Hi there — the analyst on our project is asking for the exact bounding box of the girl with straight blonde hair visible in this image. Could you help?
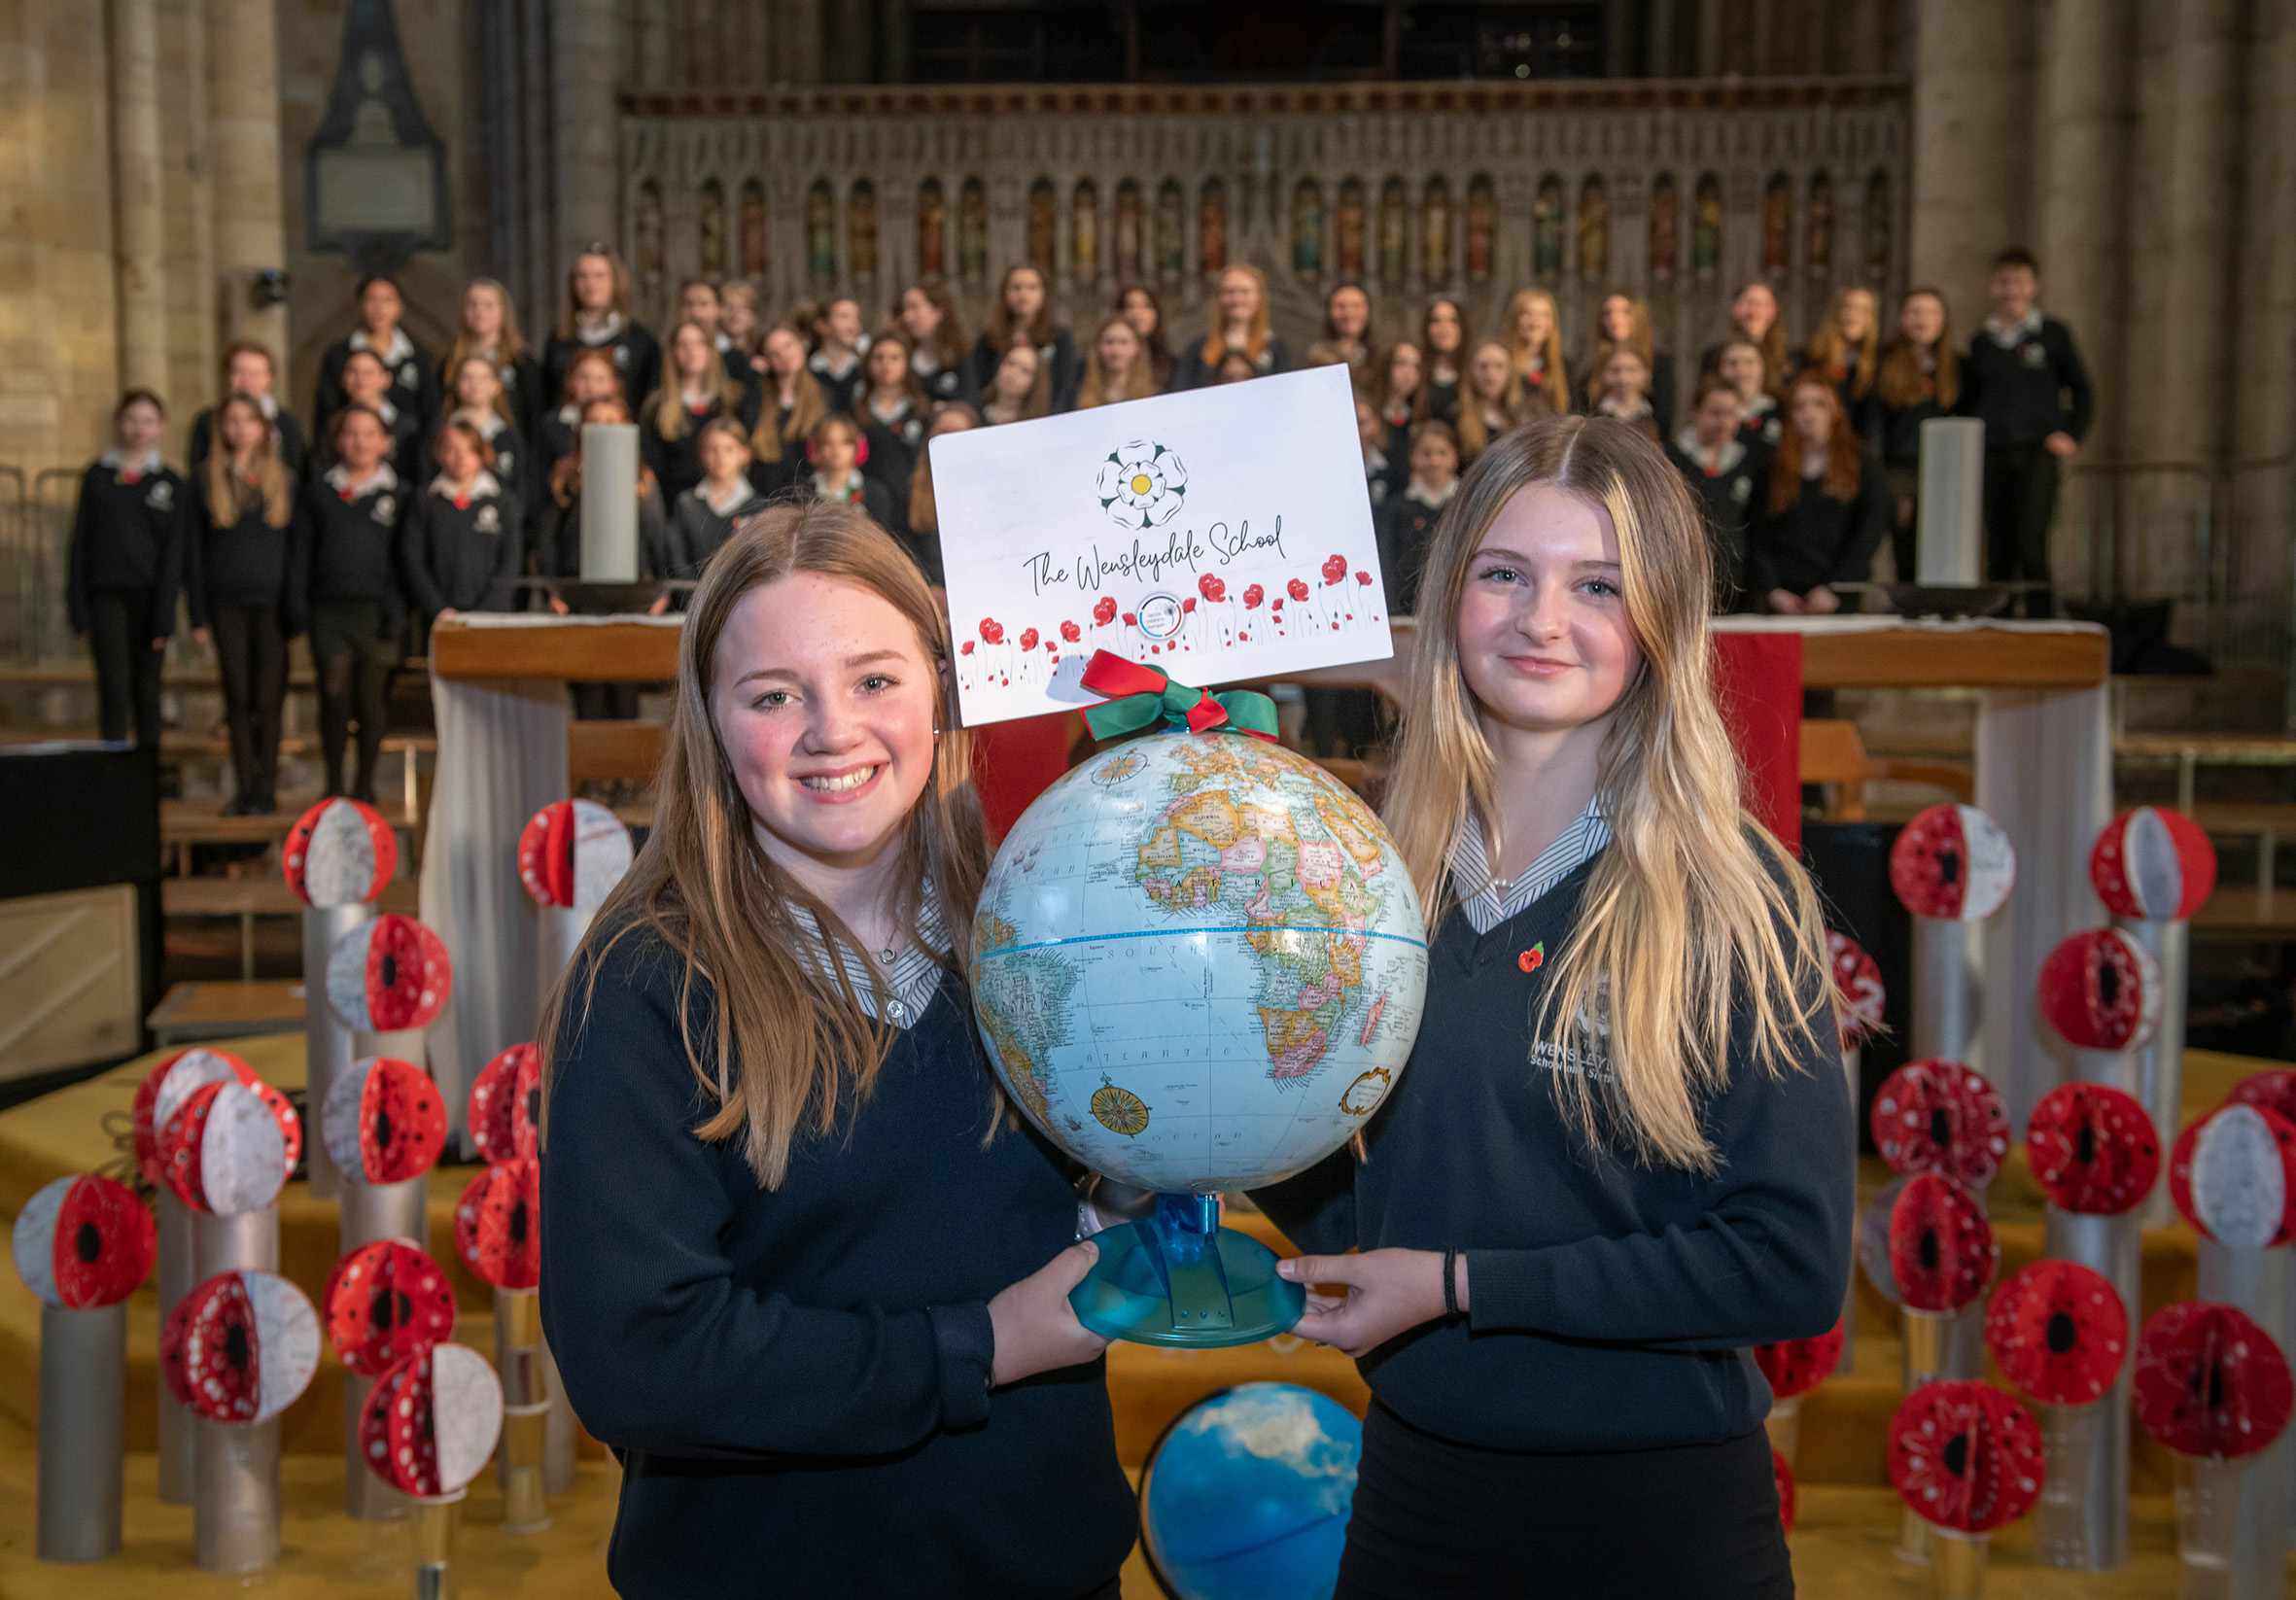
[748,322,828,495]
[1073,313,1157,409]
[1254,414,1850,1599]
[1452,339,1533,463]
[440,277,541,442]
[538,503,1132,1598]
[189,392,296,813]
[1501,287,1571,416]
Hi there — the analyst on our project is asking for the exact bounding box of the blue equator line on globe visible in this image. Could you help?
[977,924,1430,960]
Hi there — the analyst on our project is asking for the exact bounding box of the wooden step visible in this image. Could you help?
[147,979,308,1045]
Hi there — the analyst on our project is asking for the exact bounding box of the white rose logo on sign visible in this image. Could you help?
[1095,439,1188,531]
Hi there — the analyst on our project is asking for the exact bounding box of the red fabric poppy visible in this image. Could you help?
[326,913,453,1033]
[160,1269,319,1425]
[2035,928,2161,1051]
[469,1042,542,1165]
[2133,1302,2294,1461]
[321,1056,447,1185]
[324,1239,457,1376]
[132,1047,261,1189]
[1772,1446,1796,1535]
[1827,929,1884,1049]
[158,1077,300,1216]
[1755,1319,1844,1401]
[2230,1068,2296,1126]
[2168,1103,2296,1248]
[2088,807,2216,922]
[1983,1260,2128,1407]
[455,1158,540,1290]
[359,1343,504,1499]
[1887,1172,1998,1313]
[2025,1082,2159,1214]
[281,795,398,907]
[1889,1379,2044,1533]
[517,797,634,910]
[1888,804,2015,922]
[9,1173,155,1309]
[1870,1060,2010,1188]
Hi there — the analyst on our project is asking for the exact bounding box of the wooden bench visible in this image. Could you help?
[160,875,419,979]
[2189,801,2296,892]
[147,979,309,1045]
[2192,886,2296,941]
[2116,732,2296,812]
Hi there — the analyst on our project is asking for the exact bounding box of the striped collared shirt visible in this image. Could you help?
[783,885,952,1031]
[1449,799,1612,935]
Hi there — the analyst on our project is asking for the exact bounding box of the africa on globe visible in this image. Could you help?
[971,727,1427,1344]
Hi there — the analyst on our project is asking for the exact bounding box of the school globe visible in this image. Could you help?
[971,730,1428,1197]
[1140,1383,1363,1600]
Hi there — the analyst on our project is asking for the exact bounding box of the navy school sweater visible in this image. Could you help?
[186,470,297,627]
[542,321,664,431]
[67,458,187,636]
[538,921,1135,1598]
[294,468,406,640]
[1746,457,1891,601]
[401,474,523,619]
[668,482,769,581]
[1962,315,2094,449]
[1250,847,1854,1453]
[190,402,309,476]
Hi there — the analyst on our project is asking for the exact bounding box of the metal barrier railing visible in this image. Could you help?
[26,468,83,666]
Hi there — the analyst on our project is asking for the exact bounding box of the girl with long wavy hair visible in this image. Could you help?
[439,277,541,444]
[542,244,662,427]
[1419,296,1470,423]
[1114,283,1177,391]
[1802,286,1882,435]
[641,319,758,505]
[1452,339,1533,464]
[1253,414,1850,1599]
[1579,292,1675,433]
[895,282,972,403]
[537,504,1132,1598]
[188,392,296,813]
[962,264,1080,411]
[1699,280,1792,399]
[1873,288,1961,579]
[748,323,829,497]
[1502,288,1571,416]
[1073,313,1157,409]
[1172,263,1291,390]
[1749,375,1890,615]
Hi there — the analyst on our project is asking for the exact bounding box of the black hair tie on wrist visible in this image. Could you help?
[1442,1245,1459,1318]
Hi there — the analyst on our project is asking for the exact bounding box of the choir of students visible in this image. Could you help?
[69,243,2094,798]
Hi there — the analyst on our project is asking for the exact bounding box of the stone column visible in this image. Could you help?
[2121,0,2241,611]
[1907,0,2032,313]
[171,0,218,423]
[551,0,620,274]
[206,0,289,360]
[2228,0,2296,679]
[110,0,169,397]
[2030,0,2134,601]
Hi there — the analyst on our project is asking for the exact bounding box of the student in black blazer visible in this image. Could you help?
[68,389,186,747]
[313,274,437,444]
[187,394,298,812]
[541,246,662,432]
[1747,377,1890,617]
[855,333,932,538]
[438,277,544,456]
[1168,264,1291,391]
[296,405,407,802]
[962,265,1080,412]
[640,320,760,508]
[190,341,308,473]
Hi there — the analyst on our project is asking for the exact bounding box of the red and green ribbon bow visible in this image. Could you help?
[1079,649,1279,742]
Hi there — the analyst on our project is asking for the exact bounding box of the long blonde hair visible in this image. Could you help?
[1199,264,1273,366]
[1453,340,1533,462]
[1502,289,1571,416]
[1804,288,1880,400]
[538,504,991,1188]
[648,320,748,443]
[203,394,292,528]
[443,277,529,382]
[750,324,827,466]
[1075,314,1156,409]
[1380,416,1835,1173]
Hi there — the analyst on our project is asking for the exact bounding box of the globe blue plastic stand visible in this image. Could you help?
[1070,1193,1305,1347]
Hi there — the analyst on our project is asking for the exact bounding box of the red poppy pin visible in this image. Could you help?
[1518,943,1545,975]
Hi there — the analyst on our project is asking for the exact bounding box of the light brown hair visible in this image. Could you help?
[538,504,991,1187]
